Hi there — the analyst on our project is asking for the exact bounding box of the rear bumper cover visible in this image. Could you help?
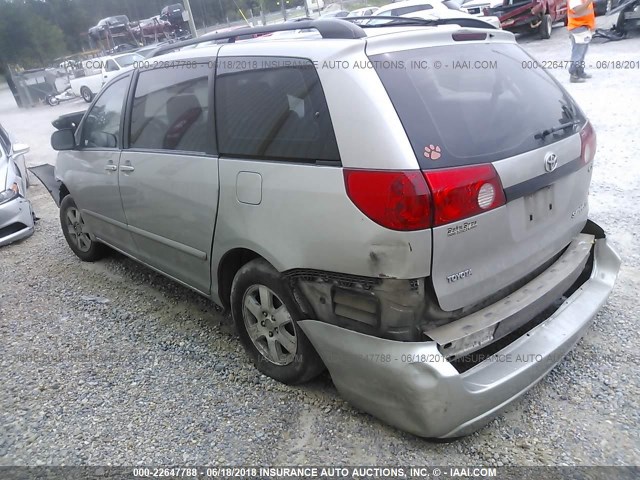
[299,232,620,438]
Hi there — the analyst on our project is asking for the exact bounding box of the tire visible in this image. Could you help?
[47,95,59,106]
[616,9,628,33]
[540,13,553,39]
[231,258,325,385]
[80,86,93,103]
[59,195,107,262]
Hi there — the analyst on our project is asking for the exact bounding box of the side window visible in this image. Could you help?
[81,76,129,149]
[215,57,340,162]
[105,60,119,72]
[129,64,210,153]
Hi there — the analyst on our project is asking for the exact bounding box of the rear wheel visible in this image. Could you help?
[231,258,324,384]
[46,95,59,106]
[80,86,93,103]
[540,13,553,39]
[60,195,106,262]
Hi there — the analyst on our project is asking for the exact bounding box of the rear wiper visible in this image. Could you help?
[534,119,581,140]
[342,16,499,29]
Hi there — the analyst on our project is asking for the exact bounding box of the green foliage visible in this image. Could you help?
[0,1,68,68]
[0,0,317,67]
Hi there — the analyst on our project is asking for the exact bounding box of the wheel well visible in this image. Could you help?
[59,183,70,205]
[217,248,261,309]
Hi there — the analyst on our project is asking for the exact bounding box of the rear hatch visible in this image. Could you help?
[370,36,595,311]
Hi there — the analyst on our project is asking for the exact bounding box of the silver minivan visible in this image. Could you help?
[49,19,620,438]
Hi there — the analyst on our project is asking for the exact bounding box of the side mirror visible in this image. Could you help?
[51,129,76,151]
[12,143,30,156]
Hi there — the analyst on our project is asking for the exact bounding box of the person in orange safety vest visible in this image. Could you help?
[567,0,596,82]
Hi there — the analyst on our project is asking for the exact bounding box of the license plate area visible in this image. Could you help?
[524,185,555,227]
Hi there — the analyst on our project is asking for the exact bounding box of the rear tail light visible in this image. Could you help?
[452,33,488,41]
[580,121,596,164]
[423,164,505,226]
[344,164,505,231]
[343,170,432,231]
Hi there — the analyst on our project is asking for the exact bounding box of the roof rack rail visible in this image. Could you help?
[343,15,498,30]
[150,19,366,57]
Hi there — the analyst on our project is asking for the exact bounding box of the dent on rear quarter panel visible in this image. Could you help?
[211,159,432,281]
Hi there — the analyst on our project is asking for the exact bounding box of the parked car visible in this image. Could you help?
[486,0,568,38]
[135,42,172,58]
[370,0,452,21]
[320,9,351,17]
[594,0,620,15]
[88,16,131,41]
[0,124,34,247]
[370,0,501,27]
[132,15,172,41]
[347,6,381,16]
[69,52,144,103]
[462,0,503,17]
[161,3,185,25]
[48,18,619,438]
[609,0,640,32]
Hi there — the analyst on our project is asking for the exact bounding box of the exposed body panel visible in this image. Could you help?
[210,159,432,304]
[300,235,620,438]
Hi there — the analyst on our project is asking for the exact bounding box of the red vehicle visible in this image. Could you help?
[131,16,172,44]
[486,0,568,38]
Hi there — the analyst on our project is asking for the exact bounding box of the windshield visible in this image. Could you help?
[372,42,585,169]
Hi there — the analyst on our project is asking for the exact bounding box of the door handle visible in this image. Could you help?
[120,165,135,172]
[104,164,117,171]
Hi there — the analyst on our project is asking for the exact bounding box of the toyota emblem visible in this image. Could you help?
[544,152,558,173]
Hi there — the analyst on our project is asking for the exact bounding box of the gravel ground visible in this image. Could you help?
[1,17,639,467]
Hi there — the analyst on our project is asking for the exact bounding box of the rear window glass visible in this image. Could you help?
[215,57,340,162]
[371,43,585,169]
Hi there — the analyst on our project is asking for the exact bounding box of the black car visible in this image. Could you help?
[594,0,619,15]
[161,4,184,25]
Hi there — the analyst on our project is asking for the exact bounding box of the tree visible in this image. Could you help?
[26,16,68,66]
[0,3,67,68]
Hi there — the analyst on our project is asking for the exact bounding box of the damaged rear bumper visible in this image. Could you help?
[299,234,620,438]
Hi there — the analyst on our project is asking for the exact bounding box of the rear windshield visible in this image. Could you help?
[371,43,585,169]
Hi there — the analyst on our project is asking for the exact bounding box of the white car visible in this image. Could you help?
[372,0,451,20]
[0,124,34,247]
[371,0,500,28]
[402,4,502,28]
[462,0,503,17]
[348,7,380,16]
[70,53,143,103]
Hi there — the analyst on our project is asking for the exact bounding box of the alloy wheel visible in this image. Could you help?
[242,285,298,366]
[65,207,92,252]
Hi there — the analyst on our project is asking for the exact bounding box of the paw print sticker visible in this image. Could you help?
[424,145,442,160]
